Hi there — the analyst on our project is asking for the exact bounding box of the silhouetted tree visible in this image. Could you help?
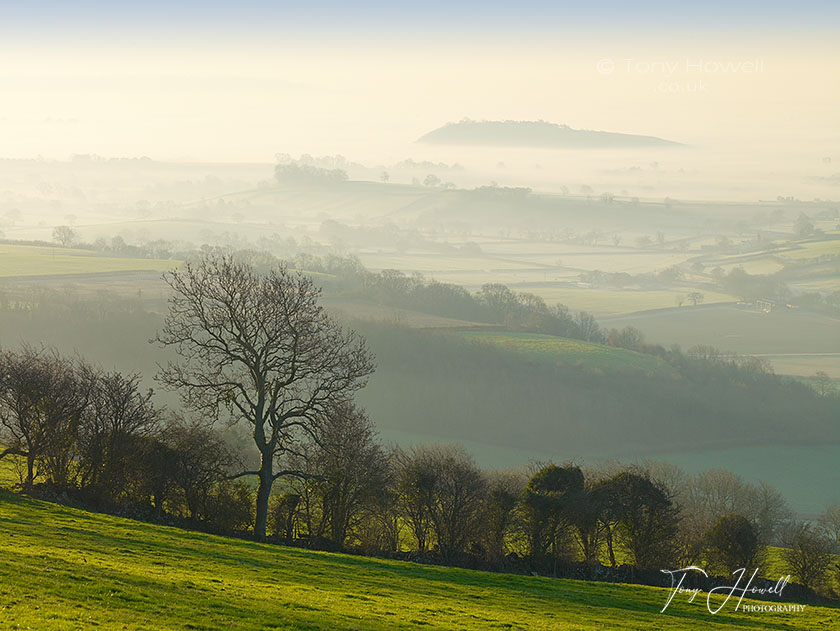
[77,371,160,502]
[396,446,438,552]
[424,445,487,563]
[483,471,524,563]
[817,504,840,553]
[521,464,583,568]
[288,402,389,547]
[704,513,761,575]
[608,471,679,569]
[155,251,374,539]
[0,347,91,487]
[166,419,235,521]
[782,523,833,593]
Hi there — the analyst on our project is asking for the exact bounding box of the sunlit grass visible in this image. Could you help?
[1,484,837,630]
[456,330,674,376]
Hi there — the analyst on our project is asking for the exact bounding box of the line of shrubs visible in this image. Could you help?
[1,344,838,602]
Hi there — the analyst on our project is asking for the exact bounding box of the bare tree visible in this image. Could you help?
[817,504,840,553]
[575,311,603,343]
[0,346,90,487]
[424,445,487,563]
[483,471,525,563]
[782,523,833,593]
[812,371,832,397]
[77,370,160,500]
[52,225,78,247]
[286,402,389,547]
[165,418,235,520]
[682,471,791,547]
[155,251,374,538]
[396,446,437,552]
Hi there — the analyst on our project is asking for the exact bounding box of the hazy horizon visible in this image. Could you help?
[3,3,838,171]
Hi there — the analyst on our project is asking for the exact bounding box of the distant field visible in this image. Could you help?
[456,330,674,376]
[0,244,177,278]
[778,238,840,261]
[788,277,840,293]
[521,287,736,316]
[752,354,840,380]
[603,305,840,377]
[603,305,840,355]
[322,297,489,329]
[714,255,786,275]
[357,251,537,273]
[2,485,837,631]
[357,242,739,316]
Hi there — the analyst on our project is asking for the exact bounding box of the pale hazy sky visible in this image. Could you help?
[1,1,838,163]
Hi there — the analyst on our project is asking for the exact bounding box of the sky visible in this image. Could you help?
[1,1,838,163]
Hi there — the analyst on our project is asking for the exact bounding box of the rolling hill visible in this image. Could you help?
[417,120,681,148]
[0,486,835,630]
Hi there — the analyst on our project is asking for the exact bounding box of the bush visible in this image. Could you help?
[783,522,834,593]
[704,513,762,575]
[205,481,254,533]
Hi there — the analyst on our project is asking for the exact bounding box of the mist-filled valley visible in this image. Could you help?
[2,5,840,627]
[2,147,838,515]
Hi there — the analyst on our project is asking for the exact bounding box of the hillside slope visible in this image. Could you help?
[417,120,681,148]
[0,489,835,630]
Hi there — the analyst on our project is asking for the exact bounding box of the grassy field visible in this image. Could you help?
[1,487,837,631]
[603,305,840,356]
[322,297,490,329]
[357,252,538,273]
[0,243,177,278]
[456,330,674,376]
[777,239,840,261]
[713,255,786,275]
[356,241,737,317]
[788,277,840,293]
[526,287,737,316]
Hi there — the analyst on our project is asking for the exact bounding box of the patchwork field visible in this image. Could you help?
[357,241,739,317]
[0,243,177,278]
[777,238,840,261]
[602,305,840,376]
[524,287,736,316]
[322,297,490,329]
[1,486,836,631]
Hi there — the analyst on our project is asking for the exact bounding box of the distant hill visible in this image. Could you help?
[417,119,681,148]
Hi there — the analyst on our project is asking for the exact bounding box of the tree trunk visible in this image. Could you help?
[606,527,616,567]
[25,453,35,489]
[255,458,273,540]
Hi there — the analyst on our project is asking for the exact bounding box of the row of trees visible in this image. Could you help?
[2,250,837,598]
[0,346,251,530]
[278,421,840,594]
[280,254,609,344]
[2,350,837,593]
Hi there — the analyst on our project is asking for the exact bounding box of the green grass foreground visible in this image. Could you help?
[0,490,836,630]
